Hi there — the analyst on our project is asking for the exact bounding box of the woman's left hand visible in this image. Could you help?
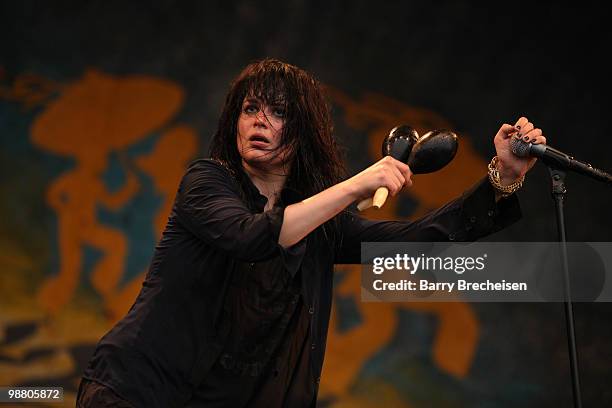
[493,116,547,185]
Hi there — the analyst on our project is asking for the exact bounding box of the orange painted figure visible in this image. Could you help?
[31,70,184,317]
[105,124,198,322]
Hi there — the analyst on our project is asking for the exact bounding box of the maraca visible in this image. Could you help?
[357,125,459,211]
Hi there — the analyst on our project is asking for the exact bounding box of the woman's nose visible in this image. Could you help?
[254,110,268,126]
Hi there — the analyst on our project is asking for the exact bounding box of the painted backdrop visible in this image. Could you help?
[1,2,611,407]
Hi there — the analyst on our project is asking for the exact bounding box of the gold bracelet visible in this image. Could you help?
[487,156,524,198]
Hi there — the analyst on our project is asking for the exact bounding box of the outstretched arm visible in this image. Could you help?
[280,115,546,248]
[279,155,412,247]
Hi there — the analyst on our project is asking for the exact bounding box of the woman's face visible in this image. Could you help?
[236,96,290,170]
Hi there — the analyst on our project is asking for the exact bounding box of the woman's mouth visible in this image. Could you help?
[248,134,271,148]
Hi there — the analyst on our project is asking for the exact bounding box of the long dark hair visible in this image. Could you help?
[209,58,347,243]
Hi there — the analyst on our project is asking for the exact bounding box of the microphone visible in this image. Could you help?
[357,125,458,211]
[510,137,612,185]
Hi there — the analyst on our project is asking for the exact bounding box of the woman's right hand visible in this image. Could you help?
[346,156,413,202]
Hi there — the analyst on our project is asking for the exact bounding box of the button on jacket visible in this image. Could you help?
[83,158,521,407]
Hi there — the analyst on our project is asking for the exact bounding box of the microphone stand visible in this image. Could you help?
[548,166,582,408]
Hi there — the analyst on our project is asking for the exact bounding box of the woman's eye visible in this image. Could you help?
[244,104,258,114]
[272,108,285,118]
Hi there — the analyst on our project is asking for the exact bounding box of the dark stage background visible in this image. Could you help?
[1,2,611,407]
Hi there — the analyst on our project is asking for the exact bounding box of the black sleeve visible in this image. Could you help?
[173,159,306,272]
[334,177,522,264]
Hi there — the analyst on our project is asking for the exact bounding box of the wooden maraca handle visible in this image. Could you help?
[357,124,419,211]
[356,187,389,211]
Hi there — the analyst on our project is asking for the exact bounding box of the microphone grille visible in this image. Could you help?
[510,136,531,158]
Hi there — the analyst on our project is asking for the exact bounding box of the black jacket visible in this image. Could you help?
[82,158,521,407]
